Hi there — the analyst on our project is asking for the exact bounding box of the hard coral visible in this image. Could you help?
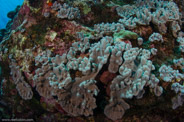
[2,0,184,121]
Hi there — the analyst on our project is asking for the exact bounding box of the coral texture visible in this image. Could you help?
[0,0,184,121]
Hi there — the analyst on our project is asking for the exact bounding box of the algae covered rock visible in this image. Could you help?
[113,29,139,41]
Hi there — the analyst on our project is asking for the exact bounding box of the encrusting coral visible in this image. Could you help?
[9,59,33,100]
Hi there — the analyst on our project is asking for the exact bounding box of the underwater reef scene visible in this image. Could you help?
[0,0,184,121]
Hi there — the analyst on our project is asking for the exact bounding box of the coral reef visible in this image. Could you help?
[0,0,184,121]
[52,2,80,20]
[9,59,33,100]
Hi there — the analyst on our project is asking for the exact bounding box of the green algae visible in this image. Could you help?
[83,4,91,15]
[113,30,139,41]
[73,1,91,15]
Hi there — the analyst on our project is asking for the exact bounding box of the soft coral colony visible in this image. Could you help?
[0,0,184,121]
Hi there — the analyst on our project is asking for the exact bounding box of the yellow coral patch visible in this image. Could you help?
[24,0,41,13]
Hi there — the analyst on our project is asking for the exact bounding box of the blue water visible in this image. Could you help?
[0,0,24,29]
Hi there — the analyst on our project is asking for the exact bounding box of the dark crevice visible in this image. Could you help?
[32,87,41,101]
[93,81,108,116]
